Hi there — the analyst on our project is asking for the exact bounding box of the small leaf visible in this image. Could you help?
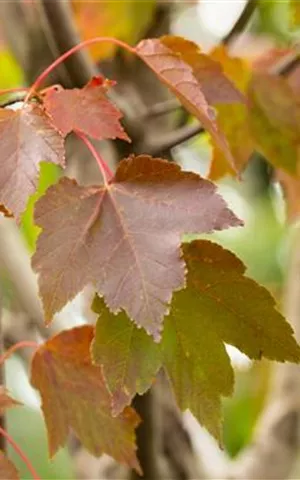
[0,387,21,415]
[0,104,65,220]
[0,451,19,480]
[30,326,140,472]
[43,76,130,141]
[248,73,300,174]
[135,36,242,171]
[92,240,300,440]
[32,155,241,340]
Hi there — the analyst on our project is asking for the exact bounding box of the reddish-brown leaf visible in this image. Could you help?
[30,326,140,472]
[43,76,130,141]
[0,452,19,480]
[0,387,21,415]
[0,104,65,220]
[135,36,244,171]
[32,155,241,340]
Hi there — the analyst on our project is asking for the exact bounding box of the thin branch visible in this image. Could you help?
[143,99,181,120]
[223,0,257,45]
[144,123,203,157]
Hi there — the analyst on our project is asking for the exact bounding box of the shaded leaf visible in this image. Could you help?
[208,46,254,180]
[0,387,21,415]
[32,155,241,340]
[92,240,300,439]
[43,76,130,141]
[30,326,140,472]
[135,36,242,171]
[0,451,19,480]
[248,73,300,173]
[0,104,65,220]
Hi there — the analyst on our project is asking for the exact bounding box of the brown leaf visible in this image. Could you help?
[135,36,242,171]
[0,104,65,220]
[0,387,21,415]
[32,155,241,340]
[30,326,140,472]
[43,76,130,141]
[0,452,19,480]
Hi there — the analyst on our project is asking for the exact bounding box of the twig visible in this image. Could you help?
[143,99,181,120]
[144,123,203,157]
[223,0,257,45]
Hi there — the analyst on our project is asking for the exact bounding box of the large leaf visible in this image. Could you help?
[208,46,254,180]
[0,452,19,480]
[43,76,130,141]
[0,104,65,220]
[30,326,140,472]
[248,73,300,174]
[135,36,243,171]
[32,155,241,340]
[92,240,300,439]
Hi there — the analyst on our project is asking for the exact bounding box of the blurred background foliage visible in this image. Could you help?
[1,0,300,477]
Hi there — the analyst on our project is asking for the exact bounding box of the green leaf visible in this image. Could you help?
[92,240,300,441]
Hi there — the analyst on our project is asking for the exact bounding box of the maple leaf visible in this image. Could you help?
[0,103,65,220]
[92,240,300,439]
[30,326,140,472]
[43,76,130,141]
[248,73,300,174]
[0,451,19,480]
[207,46,254,180]
[32,155,241,340]
[0,387,21,414]
[135,36,243,171]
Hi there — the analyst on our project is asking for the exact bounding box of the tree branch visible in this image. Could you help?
[223,0,257,45]
[37,0,96,88]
